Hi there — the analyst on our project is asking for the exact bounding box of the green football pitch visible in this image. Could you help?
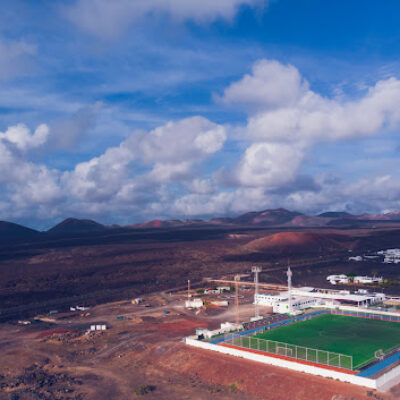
[254,314,400,369]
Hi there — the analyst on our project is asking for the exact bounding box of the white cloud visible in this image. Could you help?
[64,0,263,38]
[232,142,304,187]
[219,59,309,112]
[221,59,400,144]
[63,116,226,202]
[130,116,226,165]
[0,124,62,215]
[0,123,49,152]
[215,59,400,204]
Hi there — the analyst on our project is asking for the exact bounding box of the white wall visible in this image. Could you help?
[376,363,400,391]
[185,337,377,389]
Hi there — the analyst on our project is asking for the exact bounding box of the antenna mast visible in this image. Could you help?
[252,266,262,319]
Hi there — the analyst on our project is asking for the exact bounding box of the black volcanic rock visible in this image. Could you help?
[47,218,106,234]
[0,221,39,239]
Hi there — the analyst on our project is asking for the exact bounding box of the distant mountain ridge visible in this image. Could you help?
[130,208,400,229]
[2,208,400,241]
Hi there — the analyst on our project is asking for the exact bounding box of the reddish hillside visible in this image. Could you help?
[130,219,185,228]
[244,232,347,254]
[288,215,329,227]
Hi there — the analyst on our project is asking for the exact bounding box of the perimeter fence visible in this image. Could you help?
[225,334,353,370]
[331,309,400,323]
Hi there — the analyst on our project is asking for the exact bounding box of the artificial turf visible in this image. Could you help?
[253,314,400,369]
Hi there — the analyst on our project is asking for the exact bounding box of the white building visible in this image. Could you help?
[327,274,350,285]
[272,297,321,314]
[185,298,204,308]
[353,275,383,284]
[90,324,107,331]
[378,248,400,264]
[256,287,386,312]
[348,256,363,262]
[195,322,243,339]
[76,306,90,311]
[291,287,385,306]
[255,290,321,315]
[254,292,289,306]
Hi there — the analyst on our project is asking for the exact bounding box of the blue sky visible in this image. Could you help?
[1,0,400,229]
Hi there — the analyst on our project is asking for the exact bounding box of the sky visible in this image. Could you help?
[1,0,400,229]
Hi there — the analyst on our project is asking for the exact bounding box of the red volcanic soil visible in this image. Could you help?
[158,319,209,335]
[244,231,347,254]
[166,346,374,400]
[36,328,74,338]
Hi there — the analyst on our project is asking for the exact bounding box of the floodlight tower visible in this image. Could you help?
[252,266,262,319]
[187,279,191,299]
[287,266,293,315]
[234,274,241,325]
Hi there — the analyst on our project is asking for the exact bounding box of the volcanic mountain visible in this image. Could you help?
[0,221,39,240]
[47,218,106,234]
[243,232,348,255]
[226,208,303,226]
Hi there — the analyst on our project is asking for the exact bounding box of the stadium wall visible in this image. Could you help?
[185,337,377,389]
[376,363,400,391]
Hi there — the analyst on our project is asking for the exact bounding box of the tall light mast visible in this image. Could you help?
[287,266,293,315]
[252,266,262,319]
[234,274,240,325]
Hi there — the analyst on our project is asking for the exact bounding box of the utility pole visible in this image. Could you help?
[252,266,262,319]
[234,274,240,325]
[187,279,191,299]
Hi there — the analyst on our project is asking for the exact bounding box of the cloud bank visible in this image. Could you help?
[2,59,400,226]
